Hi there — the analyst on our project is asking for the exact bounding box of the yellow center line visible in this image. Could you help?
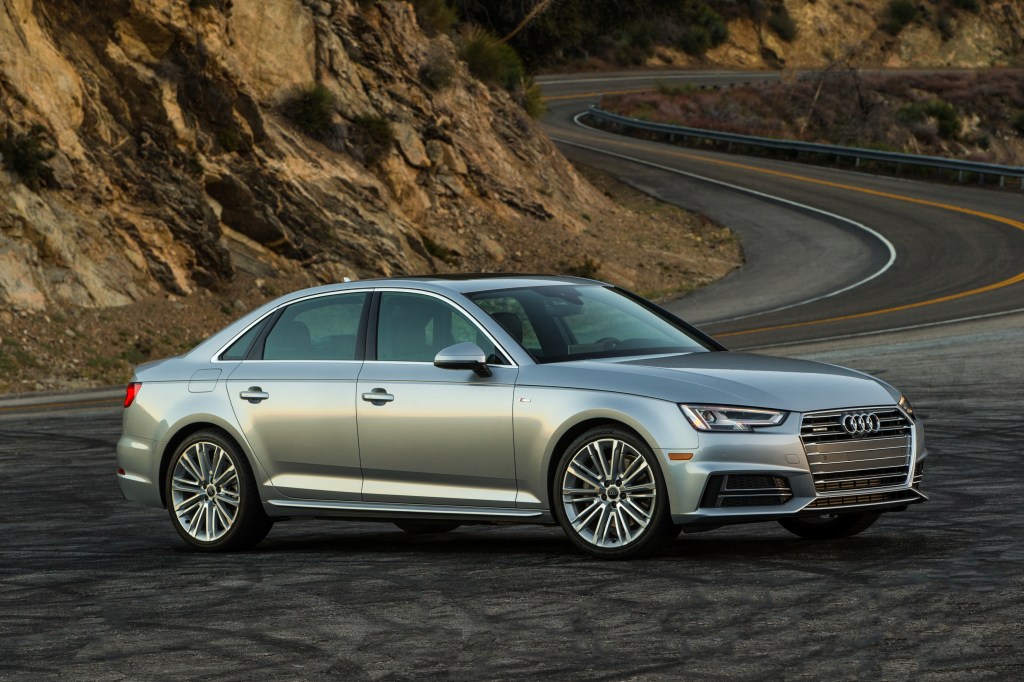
[576,131,1024,338]
[718,272,1024,337]
[544,89,651,101]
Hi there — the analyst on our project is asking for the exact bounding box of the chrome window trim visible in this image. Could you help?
[370,287,519,368]
[210,288,374,363]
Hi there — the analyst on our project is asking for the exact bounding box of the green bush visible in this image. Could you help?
[1,124,56,190]
[560,256,600,279]
[767,5,798,42]
[350,114,394,164]
[883,0,918,35]
[515,76,547,119]
[1012,111,1024,136]
[282,83,337,141]
[459,25,524,90]
[677,3,728,55]
[419,50,455,90]
[951,0,979,11]
[412,0,458,36]
[896,99,960,140]
[614,21,655,65]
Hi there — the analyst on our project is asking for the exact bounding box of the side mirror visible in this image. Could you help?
[433,342,492,377]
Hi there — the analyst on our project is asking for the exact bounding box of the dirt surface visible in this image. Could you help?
[0,161,739,395]
[2,312,1022,679]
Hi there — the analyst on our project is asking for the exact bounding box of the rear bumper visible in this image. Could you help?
[116,434,163,507]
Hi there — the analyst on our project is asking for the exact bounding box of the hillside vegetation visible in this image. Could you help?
[451,0,1023,70]
[602,69,1024,165]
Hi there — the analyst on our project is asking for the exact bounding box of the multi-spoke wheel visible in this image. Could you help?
[553,427,675,558]
[165,430,272,551]
[778,511,880,540]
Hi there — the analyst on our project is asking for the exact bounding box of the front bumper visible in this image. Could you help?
[662,409,927,527]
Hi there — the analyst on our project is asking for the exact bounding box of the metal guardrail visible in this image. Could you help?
[586,106,1024,189]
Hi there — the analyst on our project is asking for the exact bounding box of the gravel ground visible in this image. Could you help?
[1,316,1022,680]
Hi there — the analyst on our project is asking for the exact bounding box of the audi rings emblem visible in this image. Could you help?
[842,412,882,437]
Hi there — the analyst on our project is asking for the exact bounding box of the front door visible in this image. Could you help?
[356,291,518,507]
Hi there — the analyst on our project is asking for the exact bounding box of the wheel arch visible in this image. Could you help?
[544,416,654,509]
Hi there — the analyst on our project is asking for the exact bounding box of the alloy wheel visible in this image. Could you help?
[561,437,658,549]
[170,441,240,542]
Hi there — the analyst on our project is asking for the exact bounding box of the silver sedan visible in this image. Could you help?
[116,275,926,558]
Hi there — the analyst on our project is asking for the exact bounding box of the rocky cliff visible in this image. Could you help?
[0,0,619,311]
[661,0,1024,69]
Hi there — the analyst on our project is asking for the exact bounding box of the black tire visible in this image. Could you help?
[778,511,881,540]
[165,429,273,551]
[551,426,675,559]
[393,520,461,535]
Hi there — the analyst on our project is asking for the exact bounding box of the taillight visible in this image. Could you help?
[124,382,142,408]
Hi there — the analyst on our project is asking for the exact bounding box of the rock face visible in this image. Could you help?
[676,0,1024,70]
[0,0,606,310]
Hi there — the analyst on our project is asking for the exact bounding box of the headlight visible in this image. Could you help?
[898,395,915,419]
[680,405,788,432]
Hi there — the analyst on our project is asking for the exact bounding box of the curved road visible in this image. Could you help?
[538,70,1024,349]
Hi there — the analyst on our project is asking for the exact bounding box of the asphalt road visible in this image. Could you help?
[3,70,1024,679]
[2,312,1022,680]
[538,70,1024,349]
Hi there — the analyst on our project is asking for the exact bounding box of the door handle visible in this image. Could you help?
[362,388,395,405]
[240,387,270,404]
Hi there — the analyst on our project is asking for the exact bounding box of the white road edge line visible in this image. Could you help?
[553,115,898,325]
[740,306,1024,351]
[538,72,775,86]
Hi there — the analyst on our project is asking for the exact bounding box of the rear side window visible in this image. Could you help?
[262,293,368,361]
[220,319,267,361]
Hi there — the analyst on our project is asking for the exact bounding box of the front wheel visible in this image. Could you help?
[165,429,273,551]
[778,511,881,540]
[552,427,675,559]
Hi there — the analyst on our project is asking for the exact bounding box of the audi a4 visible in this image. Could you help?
[116,275,927,558]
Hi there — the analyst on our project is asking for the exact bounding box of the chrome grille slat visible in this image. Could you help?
[801,407,914,509]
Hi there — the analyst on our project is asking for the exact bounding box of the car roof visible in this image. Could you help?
[382,273,605,294]
[285,274,607,299]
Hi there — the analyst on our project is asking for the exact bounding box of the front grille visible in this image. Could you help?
[700,474,793,508]
[801,407,913,508]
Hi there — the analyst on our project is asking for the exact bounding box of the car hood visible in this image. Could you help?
[516,351,899,413]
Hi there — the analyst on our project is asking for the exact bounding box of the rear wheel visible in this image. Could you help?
[552,426,675,559]
[165,430,272,551]
[778,511,880,540]
[394,521,460,535]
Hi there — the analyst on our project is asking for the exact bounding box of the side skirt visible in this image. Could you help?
[266,498,554,524]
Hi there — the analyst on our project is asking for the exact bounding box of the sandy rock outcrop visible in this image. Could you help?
[0,0,606,310]
[702,0,1023,70]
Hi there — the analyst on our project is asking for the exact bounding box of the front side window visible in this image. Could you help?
[468,285,711,363]
[376,292,503,363]
[262,292,367,361]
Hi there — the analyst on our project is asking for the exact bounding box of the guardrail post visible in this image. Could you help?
[999,176,1005,189]
[958,170,964,183]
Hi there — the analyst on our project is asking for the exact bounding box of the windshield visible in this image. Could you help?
[468,285,715,363]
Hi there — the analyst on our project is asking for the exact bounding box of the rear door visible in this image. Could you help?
[226,291,369,500]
